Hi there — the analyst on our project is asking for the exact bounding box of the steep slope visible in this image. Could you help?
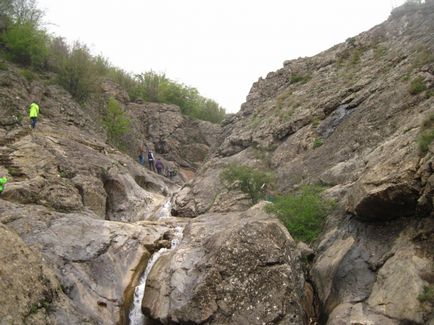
[171,2,434,324]
[0,61,219,324]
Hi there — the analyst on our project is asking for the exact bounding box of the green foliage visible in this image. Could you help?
[418,285,434,304]
[134,71,225,123]
[374,45,387,59]
[220,164,274,204]
[0,1,226,123]
[411,46,434,70]
[103,97,130,147]
[313,138,324,148]
[1,20,48,67]
[346,37,356,47]
[290,73,311,84]
[20,68,33,81]
[409,76,427,95]
[311,117,320,128]
[2,0,44,25]
[266,185,335,243]
[350,48,363,65]
[417,113,434,153]
[55,42,98,103]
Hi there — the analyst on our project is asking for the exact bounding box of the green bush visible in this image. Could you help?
[417,113,434,153]
[418,285,434,304]
[411,46,434,70]
[134,71,225,123]
[409,76,427,95]
[55,42,98,103]
[221,164,274,204]
[20,68,34,81]
[374,46,387,59]
[290,73,310,84]
[313,138,324,148]
[103,97,130,147]
[266,185,335,243]
[1,20,48,67]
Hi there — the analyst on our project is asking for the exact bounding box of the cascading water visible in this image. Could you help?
[155,199,172,220]
[129,198,183,325]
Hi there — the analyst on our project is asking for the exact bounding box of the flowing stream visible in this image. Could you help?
[128,200,183,325]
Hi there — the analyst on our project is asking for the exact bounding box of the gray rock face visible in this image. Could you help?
[0,199,172,325]
[0,65,183,324]
[311,214,434,324]
[170,3,434,324]
[126,102,221,170]
[142,203,310,325]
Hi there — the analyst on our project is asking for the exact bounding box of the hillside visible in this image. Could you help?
[170,2,434,324]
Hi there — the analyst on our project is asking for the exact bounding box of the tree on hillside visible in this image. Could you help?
[3,0,43,25]
[56,42,98,103]
[103,97,130,147]
[0,0,48,67]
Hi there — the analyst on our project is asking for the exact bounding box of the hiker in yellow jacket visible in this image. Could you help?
[28,102,40,128]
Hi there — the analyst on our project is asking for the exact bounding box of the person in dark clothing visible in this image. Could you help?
[138,144,145,165]
[147,149,155,171]
[155,158,164,175]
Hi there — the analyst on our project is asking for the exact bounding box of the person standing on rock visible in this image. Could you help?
[0,176,7,195]
[138,143,145,166]
[155,158,164,175]
[28,102,40,129]
[147,149,155,172]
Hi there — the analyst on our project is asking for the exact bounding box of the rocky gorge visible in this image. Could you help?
[1,1,434,325]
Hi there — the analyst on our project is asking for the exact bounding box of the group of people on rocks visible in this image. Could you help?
[138,144,177,178]
[1,101,178,196]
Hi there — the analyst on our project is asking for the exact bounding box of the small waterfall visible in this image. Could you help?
[155,199,172,219]
[129,205,183,324]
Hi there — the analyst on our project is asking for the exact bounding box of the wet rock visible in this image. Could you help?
[143,203,308,324]
[1,200,171,325]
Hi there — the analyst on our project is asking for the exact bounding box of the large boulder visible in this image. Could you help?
[1,199,172,325]
[312,216,434,324]
[142,203,310,324]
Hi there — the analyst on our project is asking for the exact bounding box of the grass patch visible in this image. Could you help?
[20,68,34,82]
[290,73,311,84]
[266,185,335,243]
[279,108,295,122]
[417,113,434,153]
[374,45,388,59]
[313,138,324,148]
[220,164,274,204]
[412,46,434,70]
[311,117,321,128]
[418,285,434,304]
[248,116,261,129]
[409,76,427,95]
[350,48,363,65]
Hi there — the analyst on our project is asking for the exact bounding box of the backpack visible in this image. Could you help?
[148,151,154,160]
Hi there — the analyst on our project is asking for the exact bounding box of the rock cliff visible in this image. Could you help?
[0,60,219,324]
[171,2,434,324]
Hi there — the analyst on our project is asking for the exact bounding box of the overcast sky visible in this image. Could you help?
[37,0,406,113]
